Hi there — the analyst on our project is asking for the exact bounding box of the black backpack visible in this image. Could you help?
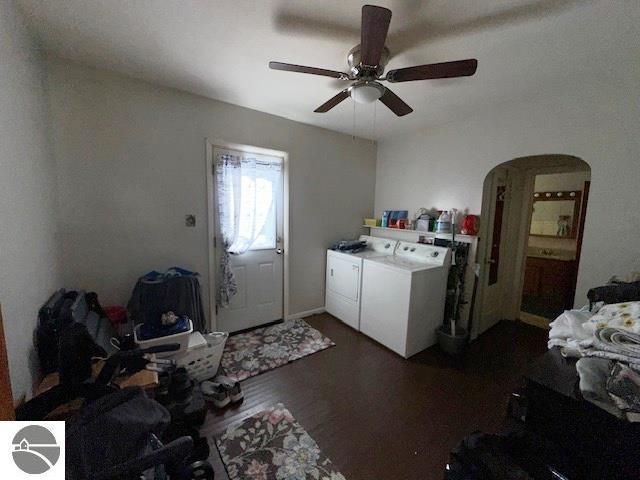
[587,280,640,309]
[65,387,171,480]
[36,290,76,374]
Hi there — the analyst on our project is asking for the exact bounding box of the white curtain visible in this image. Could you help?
[215,150,281,307]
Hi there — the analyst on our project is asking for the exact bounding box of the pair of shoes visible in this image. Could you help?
[200,375,243,408]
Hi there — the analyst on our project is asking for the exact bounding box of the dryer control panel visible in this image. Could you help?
[395,241,451,266]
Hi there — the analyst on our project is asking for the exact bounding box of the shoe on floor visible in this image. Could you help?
[200,381,230,408]
[214,375,244,403]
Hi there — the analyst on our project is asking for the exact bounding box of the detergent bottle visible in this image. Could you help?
[435,210,452,234]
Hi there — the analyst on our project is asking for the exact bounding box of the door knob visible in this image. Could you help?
[276,248,284,255]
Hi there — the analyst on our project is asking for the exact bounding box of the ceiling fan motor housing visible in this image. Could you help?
[347,44,390,78]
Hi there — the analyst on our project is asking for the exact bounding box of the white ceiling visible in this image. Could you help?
[17,0,640,140]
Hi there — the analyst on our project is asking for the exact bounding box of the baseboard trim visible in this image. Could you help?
[519,311,551,329]
[286,307,326,320]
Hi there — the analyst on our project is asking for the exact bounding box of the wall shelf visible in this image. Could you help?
[361,225,478,244]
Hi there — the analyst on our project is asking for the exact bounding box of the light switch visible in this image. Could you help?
[185,214,196,227]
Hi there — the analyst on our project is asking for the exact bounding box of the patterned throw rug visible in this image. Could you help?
[216,403,346,480]
[221,319,335,381]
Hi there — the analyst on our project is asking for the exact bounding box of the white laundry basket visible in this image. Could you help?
[134,319,193,358]
[176,332,228,382]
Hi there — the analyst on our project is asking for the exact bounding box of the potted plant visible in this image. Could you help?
[437,209,470,354]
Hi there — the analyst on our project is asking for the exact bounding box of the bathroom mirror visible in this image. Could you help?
[529,191,581,238]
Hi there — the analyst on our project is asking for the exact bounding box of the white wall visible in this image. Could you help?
[0,0,61,399]
[46,58,376,318]
[375,75,640,307]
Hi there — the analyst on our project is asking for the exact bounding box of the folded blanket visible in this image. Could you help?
[584,301,640,334]
[595,328,640,357]
[579,328,640,369]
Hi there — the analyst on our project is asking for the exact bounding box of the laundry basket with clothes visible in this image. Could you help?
[128,267,206,333]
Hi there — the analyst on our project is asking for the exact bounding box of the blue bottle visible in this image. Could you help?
[381,211,389,227]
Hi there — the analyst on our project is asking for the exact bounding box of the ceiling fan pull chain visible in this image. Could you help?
[352,98,356,140]
[372,101,377,143]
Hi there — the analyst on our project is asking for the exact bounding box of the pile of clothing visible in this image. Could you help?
[549,302,640,364]
[549,300,640,421]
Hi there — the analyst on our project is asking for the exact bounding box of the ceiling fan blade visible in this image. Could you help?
[360,5,392,67]
[379,88,413,116]
[314,90,350,113]
[269,61,347,79]
[386,59,478,83]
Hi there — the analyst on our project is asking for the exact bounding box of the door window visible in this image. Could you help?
[216,150,282,253]
[242,162,280,250]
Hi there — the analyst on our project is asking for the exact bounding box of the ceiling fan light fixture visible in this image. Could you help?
[349,81,385,104]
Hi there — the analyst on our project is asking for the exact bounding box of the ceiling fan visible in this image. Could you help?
[269,4,477,117]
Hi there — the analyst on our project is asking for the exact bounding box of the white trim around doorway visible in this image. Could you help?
[474,160,591,337]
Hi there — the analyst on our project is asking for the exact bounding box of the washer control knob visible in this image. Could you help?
[410,248,416,252]
[384,243,390,248]
[431,251,439,257]
[403,246,409,251]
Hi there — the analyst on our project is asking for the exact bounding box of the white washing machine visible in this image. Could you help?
[360,241,451,358]
[325,235,398,330]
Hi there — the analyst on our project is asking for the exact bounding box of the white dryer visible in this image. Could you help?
[360,241,451,358]
[325,235,398,330]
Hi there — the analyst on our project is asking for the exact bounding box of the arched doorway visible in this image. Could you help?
[473,155,591,338]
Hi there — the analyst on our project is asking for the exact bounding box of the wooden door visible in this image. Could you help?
[478,167,512,334]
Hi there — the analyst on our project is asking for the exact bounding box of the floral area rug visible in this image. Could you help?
[216,403,346,480]
[220,319,335,382]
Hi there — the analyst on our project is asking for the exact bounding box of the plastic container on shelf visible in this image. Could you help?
[134,318,193,358]
[381,211,389,227]
[175,332,229,382]
[435,211,452,233]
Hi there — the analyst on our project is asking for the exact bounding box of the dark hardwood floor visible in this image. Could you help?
[200,314,548,480]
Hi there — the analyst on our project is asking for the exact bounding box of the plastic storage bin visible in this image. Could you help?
[176,332,228,382]
[134,319,193,358]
